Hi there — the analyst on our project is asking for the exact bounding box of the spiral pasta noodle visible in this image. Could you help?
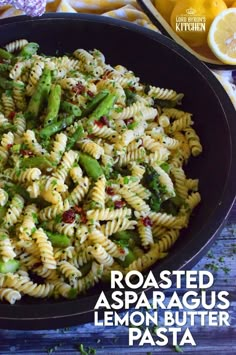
[3,194,24,229]
[26,60,45,96]
[13,113,26,138]
[5,39,28,53]
[0,288,21,304]
[50,133,67,165]
[13,81,27,111]
[1,92,15,117]
[0,188,8,206]
[91,175,106,209]
[59,261,82,288]
[23,130,46,156]
[32,228,56,269]
[0,228,16,261]
[148,85,183,101]
[52,150,79,182]
[5,167,41,184]
[89,244,114,267]
[19,204,38,241]
[5,274,54,298]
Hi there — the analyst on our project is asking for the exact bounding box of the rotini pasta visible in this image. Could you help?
[5,39,28,53]
[0,288,21,304]
[13,81,27,112]
[0,43,202,303]
[1,92,15,117]
[32,228,56,269]
[0,228,16,261]
[19,204,38,241]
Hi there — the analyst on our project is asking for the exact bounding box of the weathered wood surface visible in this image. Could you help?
[0,203,235,355]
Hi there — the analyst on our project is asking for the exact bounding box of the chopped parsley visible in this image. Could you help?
[160,162,170,173]
[204,263,219,272]
[221,267,230,274]
[174,344,184,353]
[46,343,62,354]
[142,164,167,212]
[124,88,136,106]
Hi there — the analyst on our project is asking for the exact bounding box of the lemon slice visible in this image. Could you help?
[208,8,236,64]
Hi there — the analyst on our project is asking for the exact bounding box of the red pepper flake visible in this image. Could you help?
[95,116,109,128]
[106,187,115,196]
[124,117,134,126]
[72,206,87,224]
[62,209,76,224]
[94,120,104,128]
[80,212,87,224]
[114,200,126,209]
[20,149,34,156]
[141,216,153,227]
[7,144,13,150]
[128,86,136,92]
[73,206,83,214]
[8,111,16,120]
[118,246,126,255]
[72,82,85,95]
[100,116,109,126]
[87,134,95,139]
[87,90,94,97]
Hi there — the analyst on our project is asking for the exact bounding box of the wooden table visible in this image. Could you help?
[0,203,235,355]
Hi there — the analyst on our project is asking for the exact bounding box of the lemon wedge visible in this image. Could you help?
[208,8,236,64]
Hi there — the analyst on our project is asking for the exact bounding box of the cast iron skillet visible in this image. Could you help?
[0,14,235,330]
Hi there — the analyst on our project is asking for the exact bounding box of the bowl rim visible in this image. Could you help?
[0,13,235,329]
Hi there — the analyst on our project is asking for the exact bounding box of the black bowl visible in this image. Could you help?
[0,14,235,330]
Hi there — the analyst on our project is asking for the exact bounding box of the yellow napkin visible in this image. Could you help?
[0,0,235,109]
[0,1,157,30]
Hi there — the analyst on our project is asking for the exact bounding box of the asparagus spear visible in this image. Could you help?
[80,261,92,277]
[20,156,54,169]
[60,101,81,117]
[25,68,52,121]
[0,63,10,72]
[46,230,71,248]
[3,181,30,200]
[81,90,109,117]
[87,92,117,126]
[79,153,104,181]
[0,206,7,220]
[0,123,16,134]
[0,77,14,90]
[68,288,78,299]
[66,124,84,151]
[0,48,13,60]
[112,230,140,245]
[39,114,75,138]
[44,84,62,126]
[0,259,19,273]
[19,42,39,58]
